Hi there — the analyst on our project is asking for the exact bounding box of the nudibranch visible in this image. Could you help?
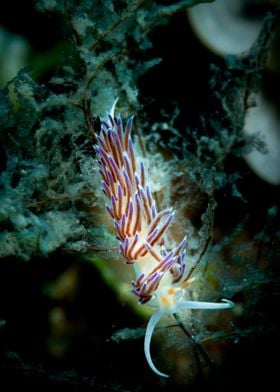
[94,100,234,377]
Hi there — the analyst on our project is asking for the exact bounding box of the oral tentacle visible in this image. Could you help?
[176,298,235,311]
[144,310,169,378]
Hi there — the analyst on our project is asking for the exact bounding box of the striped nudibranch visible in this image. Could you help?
[94,100,234,377]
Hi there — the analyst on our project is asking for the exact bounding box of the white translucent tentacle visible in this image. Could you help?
[109,97,119,118]
[144,310,169,378]
[176,298,234,311]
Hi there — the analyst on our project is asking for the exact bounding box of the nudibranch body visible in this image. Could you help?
[94,101,234,377]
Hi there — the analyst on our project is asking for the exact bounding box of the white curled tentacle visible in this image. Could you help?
[144,310,169,378]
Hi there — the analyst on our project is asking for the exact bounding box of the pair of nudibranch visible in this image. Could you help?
[94,101,234,377]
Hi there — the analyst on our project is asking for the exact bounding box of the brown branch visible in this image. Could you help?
[184,236,211,282]
[242,8,280,112]
[82,98,96,141]
[139,0,214,35]
[62,246,119,255]
[89,0,145,52]
[84,52,116,93]
[27,191,95,209]
[173,313,215,377]
[184,198,216,281]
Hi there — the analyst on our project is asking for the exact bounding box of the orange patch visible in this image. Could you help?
[181,277,195,288]
[167,287,180,295]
